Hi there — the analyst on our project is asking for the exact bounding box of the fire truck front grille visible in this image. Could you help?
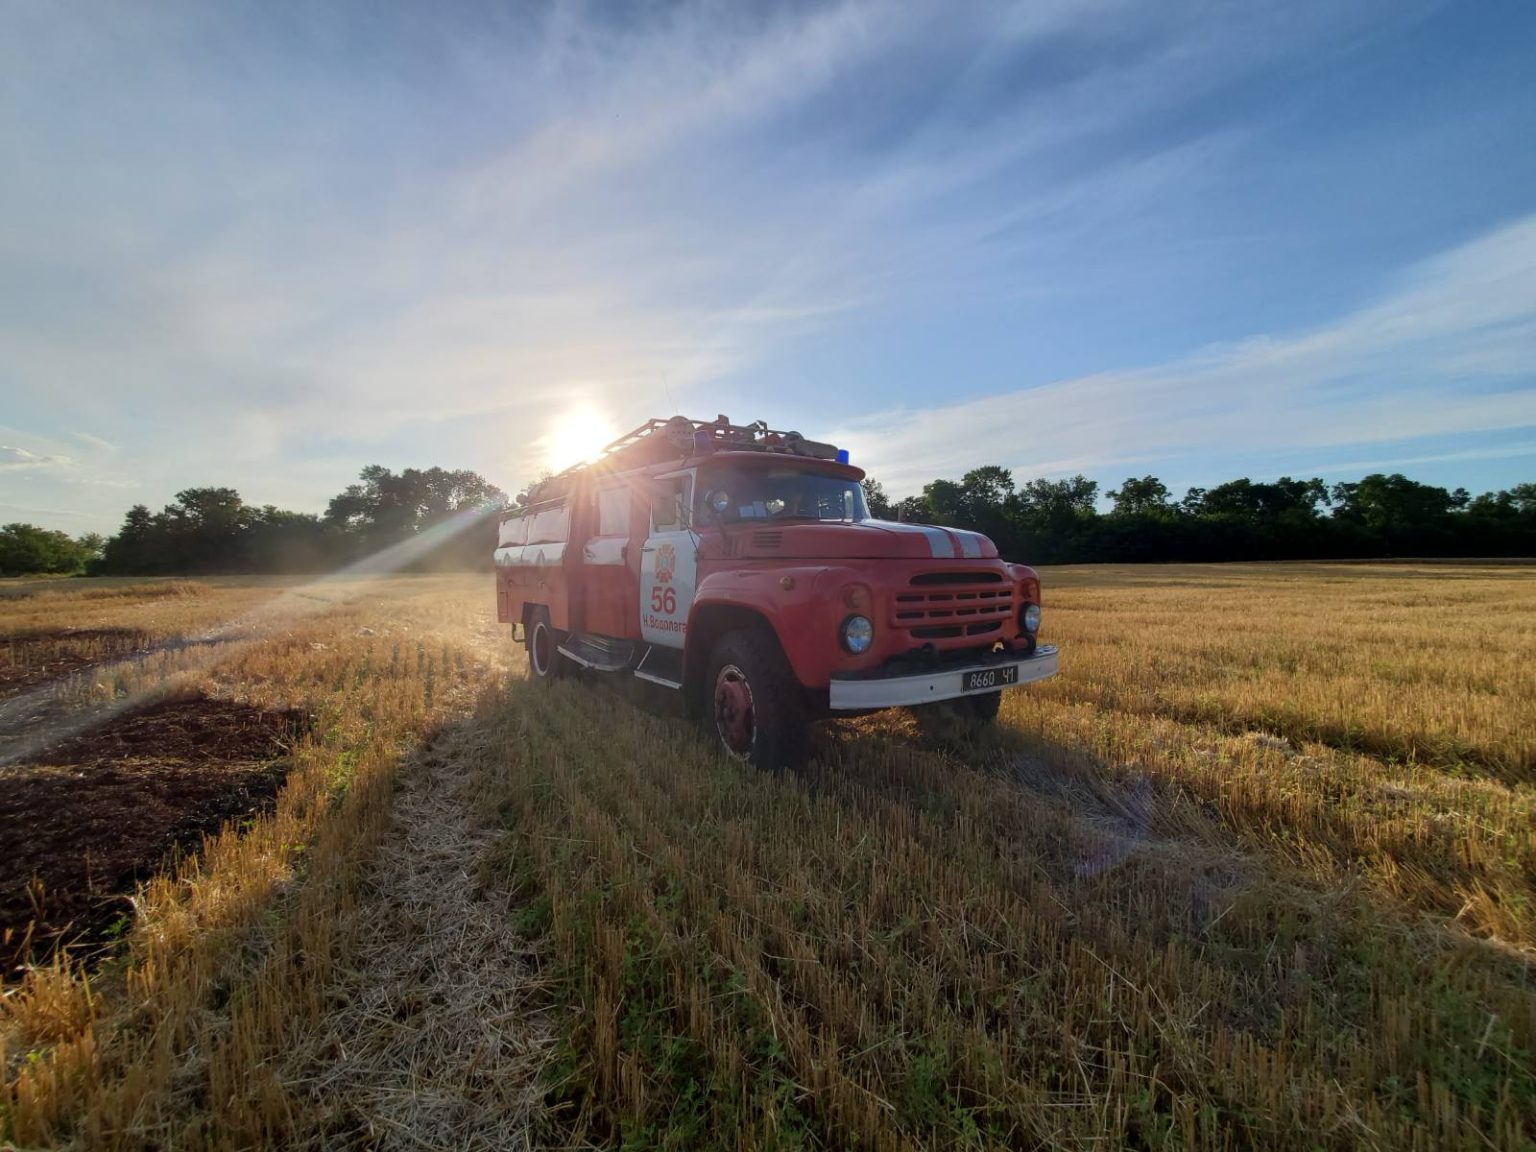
[891,572,1012,638]
[750,530,783,549]
[909,571,1004,585]
[909,621,1003,640]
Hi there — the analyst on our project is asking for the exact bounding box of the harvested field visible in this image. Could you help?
[1036,563,1536,780]
[0,629,152,697]
[0,695,305,968]
[2,564,1533,1150]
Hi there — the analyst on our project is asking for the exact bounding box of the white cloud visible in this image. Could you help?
[0,446,71,471]
[0,501,95,521]
[1286,440,1536,479]
[70,430,118,453]
[836,213,1536,494]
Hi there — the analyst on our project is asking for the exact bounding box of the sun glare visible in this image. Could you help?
[544,406,620,472]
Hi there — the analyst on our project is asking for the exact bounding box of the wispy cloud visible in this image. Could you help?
[70,430,117,453]
[1286,440,1536,479]
[0,502,95,521]
[837,213,1536,493]
[0,446,71,471]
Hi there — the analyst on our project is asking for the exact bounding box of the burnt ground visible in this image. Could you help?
[0,695,308,972]
[0,628,152,696]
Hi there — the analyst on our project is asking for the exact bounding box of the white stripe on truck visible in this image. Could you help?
[866,519,955,558]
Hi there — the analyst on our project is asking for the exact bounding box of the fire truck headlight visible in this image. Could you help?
[840,614,874,654]
[1021,603,1041,634]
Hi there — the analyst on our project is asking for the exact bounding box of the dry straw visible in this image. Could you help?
[3,563,1534,1150]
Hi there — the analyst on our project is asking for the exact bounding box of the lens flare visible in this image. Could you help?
[542,406,619,472]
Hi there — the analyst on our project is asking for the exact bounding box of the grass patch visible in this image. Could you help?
[482,670,1534,1150]
[5,563,1533,1150]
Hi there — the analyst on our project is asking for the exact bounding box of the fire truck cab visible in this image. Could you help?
[495,416,1058,768]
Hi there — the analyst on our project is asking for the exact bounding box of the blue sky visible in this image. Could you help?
[3,0,1534,534]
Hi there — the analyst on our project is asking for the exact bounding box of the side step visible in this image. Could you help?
[633,644,683,690]
[558,633,637,672]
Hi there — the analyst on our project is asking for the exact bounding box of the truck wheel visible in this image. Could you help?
[526,607,566,682]
[705,629,808,770]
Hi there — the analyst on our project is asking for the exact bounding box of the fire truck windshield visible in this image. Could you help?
[700,467,868,523]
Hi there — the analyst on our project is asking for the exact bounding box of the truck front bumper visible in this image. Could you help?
[827,645,1058,711]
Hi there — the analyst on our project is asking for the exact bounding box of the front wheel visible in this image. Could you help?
[704,629,809,770]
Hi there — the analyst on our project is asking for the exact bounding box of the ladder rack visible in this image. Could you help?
[524,415,844,505]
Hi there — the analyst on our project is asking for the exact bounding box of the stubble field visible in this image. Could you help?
[1,563,1533,1150]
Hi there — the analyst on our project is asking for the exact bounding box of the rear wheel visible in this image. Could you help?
[705,629,808,770]
[526,607,566,682]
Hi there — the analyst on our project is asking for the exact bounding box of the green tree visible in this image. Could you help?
[860,477,894,519]
[1330,474,1455,532]
[920,478,965,525]
[76,533,106,562]
[1107,476,1172,516]
[326,466,504,540]
[161,487,254,572]
[1193,477,1327,520]
[959,466,1014,512]
[325,465,506,569]
[0,523,97,575]
[1019,476,1099,523]
[99,504,160,574]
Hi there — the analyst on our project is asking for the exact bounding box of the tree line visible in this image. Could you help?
[0,466,506,578]
[2,464,1531,578]
[0,524,106,577]
[861,470,1536,563]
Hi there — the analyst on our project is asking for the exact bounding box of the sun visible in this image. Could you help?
[543,406,620,472]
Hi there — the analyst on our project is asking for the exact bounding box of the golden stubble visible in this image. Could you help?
[2,563,1533,1150]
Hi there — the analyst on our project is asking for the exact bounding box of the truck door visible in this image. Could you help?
[639,473,696,649]
[580,483,636,639]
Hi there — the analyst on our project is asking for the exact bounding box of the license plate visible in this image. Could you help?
[963,665,1017,692]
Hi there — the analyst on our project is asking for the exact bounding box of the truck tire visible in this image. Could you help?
[526,607,566,682]
[705,628,809,770]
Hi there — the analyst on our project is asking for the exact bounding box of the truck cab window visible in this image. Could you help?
[597,487,628,536]
[699,468,867,524]
[652,477,690,532]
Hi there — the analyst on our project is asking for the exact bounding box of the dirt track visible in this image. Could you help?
[280,718,552,1150]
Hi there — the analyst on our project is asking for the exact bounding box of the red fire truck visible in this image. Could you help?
[495,416,1058,767]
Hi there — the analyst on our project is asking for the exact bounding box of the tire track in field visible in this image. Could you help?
[282,717,552,1151]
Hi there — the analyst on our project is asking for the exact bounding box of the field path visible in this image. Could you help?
[282,714,552,1150]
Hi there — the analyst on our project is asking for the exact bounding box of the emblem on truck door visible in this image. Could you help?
[655,542,677,584]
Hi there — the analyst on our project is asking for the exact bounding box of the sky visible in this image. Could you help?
[3,0,1534,535]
